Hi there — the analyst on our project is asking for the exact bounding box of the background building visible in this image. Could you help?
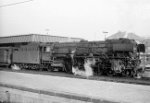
[0,34,84,46]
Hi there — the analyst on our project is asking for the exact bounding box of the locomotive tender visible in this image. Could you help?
[0,38,145,77]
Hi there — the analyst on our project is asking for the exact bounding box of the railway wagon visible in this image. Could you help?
[10,43,53,70]
[12,43,41,69]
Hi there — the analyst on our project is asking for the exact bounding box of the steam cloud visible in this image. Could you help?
[72,58,95,77]
[11,64,21,70]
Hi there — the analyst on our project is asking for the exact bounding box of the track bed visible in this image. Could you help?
[0,67,150,86]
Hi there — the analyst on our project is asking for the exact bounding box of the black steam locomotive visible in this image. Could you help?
[0,38,145,77]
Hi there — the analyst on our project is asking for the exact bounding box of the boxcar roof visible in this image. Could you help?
[0,34,83,44]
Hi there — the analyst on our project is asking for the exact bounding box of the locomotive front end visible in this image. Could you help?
[109,38,145,77]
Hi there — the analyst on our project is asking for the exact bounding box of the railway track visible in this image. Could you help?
[0,67,150,86]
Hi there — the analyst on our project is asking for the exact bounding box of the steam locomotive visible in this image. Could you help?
[0,38,145,77]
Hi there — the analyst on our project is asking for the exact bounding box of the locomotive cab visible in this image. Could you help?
[137,44,145,53]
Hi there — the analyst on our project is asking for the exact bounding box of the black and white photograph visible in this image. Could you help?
[0,0,150,103]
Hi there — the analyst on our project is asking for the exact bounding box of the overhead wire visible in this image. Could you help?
[0,0,34,8]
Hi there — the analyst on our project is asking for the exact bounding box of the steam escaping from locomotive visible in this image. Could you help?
[11,64,21,70]
[84,58,96,76]
[72,58,96,77]
[72,66,87,77]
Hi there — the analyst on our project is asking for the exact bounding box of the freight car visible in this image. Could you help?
[0,38,145,77]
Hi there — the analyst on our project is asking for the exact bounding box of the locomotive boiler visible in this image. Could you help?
[50,38,145,77]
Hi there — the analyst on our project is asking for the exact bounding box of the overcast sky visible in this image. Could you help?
[0,0,150,40]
